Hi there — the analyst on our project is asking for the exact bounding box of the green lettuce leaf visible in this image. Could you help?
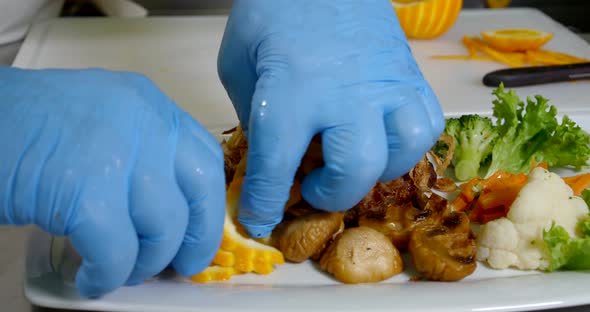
[484,84,590,177]
[581,189,590,209]
[535,116,590,169]
[543,219,590,272]
[543,223,571,272]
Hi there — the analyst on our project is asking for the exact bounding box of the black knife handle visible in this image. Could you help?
[483,62,590,87]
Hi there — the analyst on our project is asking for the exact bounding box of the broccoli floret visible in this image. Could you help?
[431,139,449,160]
[445,114,498,181]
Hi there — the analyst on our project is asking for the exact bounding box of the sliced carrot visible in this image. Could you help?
[451,163,558,224]
[468,202,504,224]
[530,158,548,170]
[452,194,472,211]
[478,171,527,193]
[563,173,590,196]
[477,185,522,211]
[478,210,508,224]
[452,177,481,211]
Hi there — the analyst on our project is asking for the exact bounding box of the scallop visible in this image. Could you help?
[319,226,403,284]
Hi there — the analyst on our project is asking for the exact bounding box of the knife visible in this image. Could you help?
[482,62,590,87]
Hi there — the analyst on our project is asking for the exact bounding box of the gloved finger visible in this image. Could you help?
[125,173,188,285]
[367,25,444,142]
[380,93,441,182]
[301,108,388,212]
[68,177,138,298]
[418,83,445,139]
[122,102,189,285]
[171,115,226,276]
[217,9,258,134]
[237,78,312,238]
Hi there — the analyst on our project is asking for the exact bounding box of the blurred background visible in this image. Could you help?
[62,0,590,42]
[62,0,590,34]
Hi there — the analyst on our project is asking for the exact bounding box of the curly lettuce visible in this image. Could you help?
[543,218,590,272]
[483,84,590,177]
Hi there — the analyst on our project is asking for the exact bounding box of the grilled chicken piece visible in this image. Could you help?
[274,212,344,263]
[319,226,403,284]
[409,211,477,281]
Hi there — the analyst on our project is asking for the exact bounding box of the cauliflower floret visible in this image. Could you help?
[477,167,589,270]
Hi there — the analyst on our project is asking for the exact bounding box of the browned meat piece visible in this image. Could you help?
[433,177,458,192]
[274,212,344,263]
[357,202,421,250]
[414,192,450,224]
[283,201,317,220]
[349,155,437,226]
[319,226,403,284]
[357,193,450,250]
[221,126,248,184]
[343,207,360,228]
[408,211,477,281]
[409,155,437,192]
[353,175,418,220]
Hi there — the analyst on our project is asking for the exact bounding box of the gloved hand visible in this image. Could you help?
[218,0,445,238]
[0,67,225,298]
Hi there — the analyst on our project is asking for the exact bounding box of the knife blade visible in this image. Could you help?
[482,62,590,87]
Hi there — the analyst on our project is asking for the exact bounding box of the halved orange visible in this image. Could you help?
[480,28,554,52]
[484,0,511,9]
[392,0,463,39]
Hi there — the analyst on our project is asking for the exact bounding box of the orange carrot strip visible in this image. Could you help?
[451,177,481,211]
[479,171,527,193]
[468,202,505,224]
[479,210,508,224]
[530,158,548,170]
[477,186,522,211]
[451,194,471,211]
[563,173,590,196]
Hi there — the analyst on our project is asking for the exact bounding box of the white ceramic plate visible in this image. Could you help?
[14,8,590,312]
[24,112,590,312]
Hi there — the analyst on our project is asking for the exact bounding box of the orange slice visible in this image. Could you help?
[190,176,285,283]
[391,0,463,39]
[480,28,554,52]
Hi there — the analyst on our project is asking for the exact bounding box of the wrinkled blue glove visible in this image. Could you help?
[0,67,225,298]
[218,0,445,238]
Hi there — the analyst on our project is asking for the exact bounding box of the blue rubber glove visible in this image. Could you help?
[0,67,225,298]
[218,0,445,238]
